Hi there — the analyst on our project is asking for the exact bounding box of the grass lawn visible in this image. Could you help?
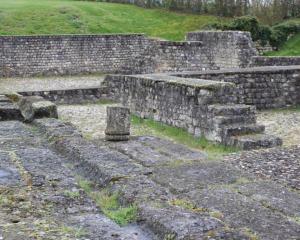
[0,0,226,40]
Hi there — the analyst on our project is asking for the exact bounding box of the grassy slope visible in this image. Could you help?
[0,0,225,40]
[266,18,300,56]
[266,33,300,56]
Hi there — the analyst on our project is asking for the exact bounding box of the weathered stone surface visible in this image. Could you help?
[152,161,252,194]
[105,136,207,167]
[232,181,300,218]
[0,101,23,121]
[2,118,299,239]
[0,120,155,240]
[18,96,58,122]
[105,106,131,141]
[138,203,223,239]
[251,56,300,67]
[176,65,300,109]
[185,187,300,240]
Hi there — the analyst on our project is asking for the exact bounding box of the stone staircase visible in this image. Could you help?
[208,104,282,150]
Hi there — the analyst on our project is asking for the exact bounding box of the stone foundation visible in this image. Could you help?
[103,73,282,149]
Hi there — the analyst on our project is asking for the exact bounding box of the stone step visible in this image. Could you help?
[214,115,257,125]
[0,102,23,121]
[227,134,283,150]
[221,123,265,138]
[208,104,256,117]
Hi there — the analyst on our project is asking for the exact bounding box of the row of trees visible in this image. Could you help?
[165,0,300,24]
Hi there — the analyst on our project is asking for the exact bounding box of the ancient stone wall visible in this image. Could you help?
[186,31,257,68]
[104,74,236,136]
[0,34,155,77]
[251,56,300,67]
[0,32,256,77]
[19,87,108,105]
[103,73,282,149]
[175,66,300,109]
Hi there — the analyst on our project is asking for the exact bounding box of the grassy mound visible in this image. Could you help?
[0,0,225,40]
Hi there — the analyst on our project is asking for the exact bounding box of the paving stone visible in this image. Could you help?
[0,120,154,240]
[232,181,300,218]
[105,136,207,167]
[152,161,251,194]
[139,204,223,240]
[185,187,300,240]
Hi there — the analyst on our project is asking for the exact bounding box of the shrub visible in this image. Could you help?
[270,21,300,48]
[205,16,300,48]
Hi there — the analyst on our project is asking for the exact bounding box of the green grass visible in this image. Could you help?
[0,0,226,40]
[77,177,137,226]
[266,18,300,56]
[266,33,300,56]
[131,115,238,159]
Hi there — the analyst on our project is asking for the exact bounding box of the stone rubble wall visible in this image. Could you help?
[251,56,300,67]
[0,31,257,77]
[104,74,236,137]
[0,34,155,77]
[18,87,108,104]
[175,66,300,109]
[186,31,257,68]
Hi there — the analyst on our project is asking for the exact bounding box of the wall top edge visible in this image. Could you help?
[0,33,146,38]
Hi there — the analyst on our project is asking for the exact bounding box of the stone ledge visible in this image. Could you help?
[173,65,300,76]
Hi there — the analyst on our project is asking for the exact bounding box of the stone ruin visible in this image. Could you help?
[1,31,299,149]
[0,30,300,239]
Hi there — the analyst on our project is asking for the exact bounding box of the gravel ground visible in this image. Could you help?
[0,75,105,94]
[257,109,300,147]
[58,103,300,147]
[58,103,116,140]
[224,146,300,190]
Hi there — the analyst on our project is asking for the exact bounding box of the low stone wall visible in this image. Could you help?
[175,66,300,109]
[0,31,256,77]
[103,73,282,149]
[19,87,108,104]
[104,74,235,136]
[251,57,300,67]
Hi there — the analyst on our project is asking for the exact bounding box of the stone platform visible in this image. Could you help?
[1,118,299,239]
[0,75,107,104]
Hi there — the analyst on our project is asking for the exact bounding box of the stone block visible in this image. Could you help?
[105,106,130,141]
[18,96,58,122]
